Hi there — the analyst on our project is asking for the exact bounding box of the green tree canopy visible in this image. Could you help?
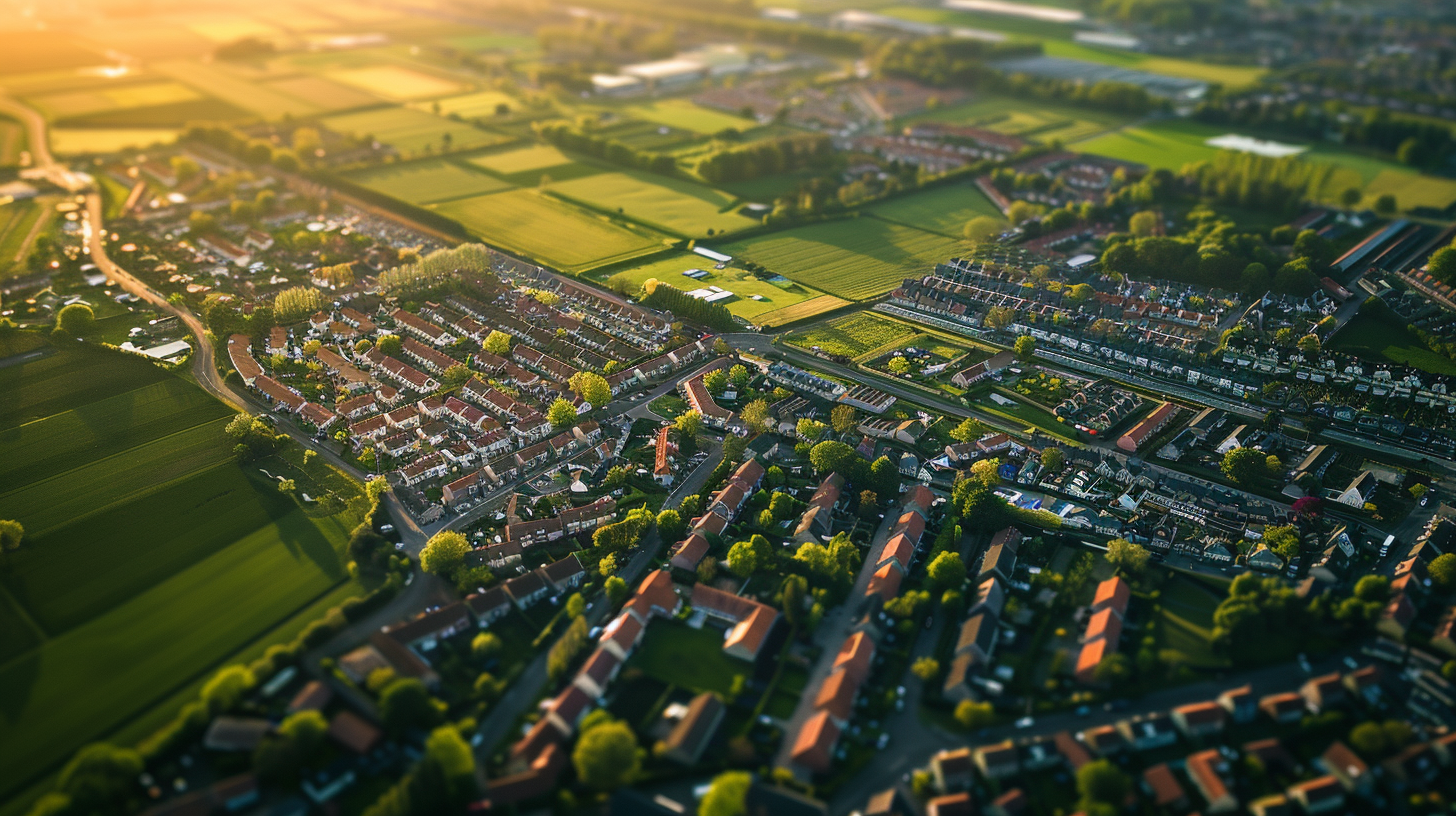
[56,303,95,335]
[698,771,752,816]
[420,530,470,577]
[379,678,441,736]
[572,720,640,790]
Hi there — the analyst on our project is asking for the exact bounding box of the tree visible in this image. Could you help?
[379,678,441,736]
[1297,334,1321,355]
[569,371,611,408]
[1374,193,1398,216]
[1040,447,1064,472]
[830,404,858,434]
[728,364,750,390]
[0,519,23,551]
[963,215,1005,243]
[727,539,763,577]
[1129,210,1159,237]
[968,458,1001,489]
[887,356,911,375]
[926,551,967,592]
[482,330,511,355]
[471,632,502,659]
[1220,447,1268,486]
[1014,335,1036,362]
[954,699,994,729]
[273,286,325,322]
[605,575,628,604]
[675,410,703,440]
[1077,760,1131,808]
[202,665,255,714]
[1428,245,1456,286]
[797,417,828,442]
[1093,653,1132,684]
[572,720,640,790]
[277,478,296,493]
[808,440,858,476]
[1264,525,1302,560]
[565,593,585,618]
[1429,553,1456,590]
[741,399,772,434]
[376,334,403,356]
[548,397,577,429]
[1409,483,1429,501]
[56,303,95,335]
[858,490,879,520]
[656,509,685,542]
[1340,187,1362,207]
[604,465,630,489]
[911,657,941,682]
[442,364,472,387]
[984,305,1016,330]
[703,369,728,395]
[1105,538,1149,575]
[420,531,469,577]
[54,743,144,815]
[699,771,751,816]
[950,417,986,444]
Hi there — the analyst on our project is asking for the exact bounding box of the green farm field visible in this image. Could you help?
[0,116,26,166]
[599,252,844,325]
[904,94,1129,145]
[434,189,668,271]
[0,199,50,275]
[467,143,578,176]
[616,99,758,134]
[1330,311,1456,376]
[327,65,465,102]
[785,311,919,358]
[153,59,320,118]
[549,171,757,237]
[51,128,180,155]
[348,158,514,204]
[0,335,364,801]
[261,75,380,112]
[321,106,511,154]
[871,183,1004,235]
[425,89,523,118]
[720,217,964,300]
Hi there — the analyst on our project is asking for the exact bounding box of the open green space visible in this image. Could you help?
[348,158,514,204]
[1330,311,1456,376]
[720,217,963,300]
[153,59,320,118]
[616,99,758,135]
[907,94,1129,145]
[0,334,364,802]
[0,199,50,275]
[1361,169,1456,212]
[467,143,582,177]
[550,170,756,237]
[51,128,179,155]
[785,311,920,358]
[423,89,522,119]
[0,116,25,166]
[1070,118,1223,170]
[1154,573,1229,670]
[871,183,1004,235]
[321,106,511,155]
[625,620,748,696]
[327,65,465,102]
[433,188,668,271]
[599,252,842,325]
[262,75,380,112]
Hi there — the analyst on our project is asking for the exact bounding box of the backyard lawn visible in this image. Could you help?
[625,620,749,696]
[1330,311,1456,376]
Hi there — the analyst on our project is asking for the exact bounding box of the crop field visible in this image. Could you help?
[51,128,180,155]
[786,312,920,358]
[261,75,380,111]
[1039,41,1266,88]
[0,200,50,275]
[619,99,758,134]
[27,81,201,120]
[871,183,1004,235]
[0,32,106,75]
[720,217,963,300]
[595,119,705,152]
[549,171,756,237]
[348,158,514,204]
[753,294,853,327]
[184,15,281,43]
[600,252,838,324]
[1360,169,1456,211]
[0,116,26,166]
[434,189,668,271]
[328,65,465,102]
[467,143,578,176]
[426,90,522,118]
[1071,119,1225,170]
[71,21,213,60]
[0,335,363,802]
[908,95,1128,145]
[321,107,511,154]
[153,60,319,118]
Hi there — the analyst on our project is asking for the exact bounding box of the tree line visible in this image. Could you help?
[639,280,738,331]
[535,122,677,175]
[694,133,835,183]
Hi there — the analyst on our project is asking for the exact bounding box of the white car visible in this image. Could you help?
[1015,716,1034,729]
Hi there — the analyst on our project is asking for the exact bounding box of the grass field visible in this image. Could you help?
[262,75,380,112]
[549,171,756,237]
[348,158,514,204]
[905,94,1129,145]
[871,183,1004,235]
[328,66,464,102]
[599,252,840,324]
[626,621,749,696]
[0,116,26,166]
[0,335,364,802]
[1039,41,1266,89]
[618,99,758,135]
[786,312,920,358]
[0,199,50,275]
[28,81,201,120]
[321,107,511,154]
[1330,311,1456,376]
[425,90,522,119]
[467,143,577,176]
[0,32,105,76]
[153,59,318,118]
[720,217,963,300]
[434,189,668,271]
[51,128,179,155]
[1155,574,1229,670]
[1361,169,1456,212]
[1071,119,1225,170]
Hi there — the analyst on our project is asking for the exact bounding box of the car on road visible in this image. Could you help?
[1015,716,1034,729]
[1297,653,1312,674]
[1343,656,1360,671]
[1075,705,1091,717]
[876,733,890,750]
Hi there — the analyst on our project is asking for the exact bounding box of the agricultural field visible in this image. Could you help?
[1330,311,1456,377]
[548,171,757,237]
[26,81,200,120]
[327,65,465,102]
[720,217,964,300]
[0,32,107,75]
[786,312,920,359]
[905,94,1129,145]
[1070,119,1226,170]
[616,99,758,135]
[152,59,320,118]
[0,116,29,166]
[433,189,668,271]
[0,199,52,276]
[599,252,843,325]
[425,90,523,119]
[320,106,511,155]
[347,158,514,204]
[871,183,1004,235]
[261,75,380,112]
[1039,41,1266,89]
[467,143,577,176]
[51,128,179,155]
[1360,169,1456,212]
[0,335,364,803]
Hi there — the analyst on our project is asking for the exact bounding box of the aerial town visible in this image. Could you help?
[3,0,1456,815]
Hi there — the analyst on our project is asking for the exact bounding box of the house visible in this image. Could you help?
[1300,673,1346,713]
[813,665,862,727]
[1091,575,1131,616]
[503,572,550,609]
[973,742,1020,780]
[1249,795,1293,816]
[1334,470,1379,508]
[1244,738,1296,774]
[1343,665,1382,702]
[954,611,998,666]
[328,710,382,755]
[690,585,780,661]
[1260,692,1306,724]
[979,541,1017,583]
[1079,724,1124,756]
[1285,776,1344,814]
[951,350,1014,388]
[1186,749,1237,813]
[382,602,471,652]
[1117,715,1178,751]
[930,748,976,792]
[1319,741,1371,794]
[466,587,512,627]
[833,631,876,683]
[1171,701,1227,738]
[1142,763,1188,810]
[669,533,710,573]
[1218,685,1258,724]
[788,710,841,774]
[926,792,975,816]
[288,681,333,714]
[632,569,681,619]
[599,612,645,661]
[1074,635,1115,685]
[1117,402,1178,453]
[660,692,725,766]
[1054,730,1092,771]
[538,554,587,593]
[1382,742,1441,789]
